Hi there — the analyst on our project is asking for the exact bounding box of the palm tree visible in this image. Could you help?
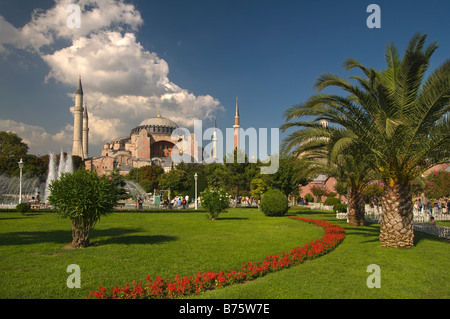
[281,33,450,247]
[331,152,377,226]
[280,121,375,226]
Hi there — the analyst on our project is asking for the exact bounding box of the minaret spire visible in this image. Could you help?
[83,102,89,159]
[76,75,83,95]
[233,96,240,150]
[212,116,217,159]
[72,76,85,159]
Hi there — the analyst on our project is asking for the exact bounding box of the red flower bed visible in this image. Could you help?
[89,217,345,299]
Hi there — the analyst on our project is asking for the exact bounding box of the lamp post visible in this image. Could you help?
[194,173,198,210]
[18,158,24,204]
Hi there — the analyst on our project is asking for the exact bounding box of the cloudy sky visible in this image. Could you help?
[0,0,449,157]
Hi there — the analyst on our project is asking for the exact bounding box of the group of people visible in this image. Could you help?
[235,196,256,206]
[162,195,200,209]
[414,198,449,216]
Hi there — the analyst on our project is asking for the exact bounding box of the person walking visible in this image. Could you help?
[426,200,432,215]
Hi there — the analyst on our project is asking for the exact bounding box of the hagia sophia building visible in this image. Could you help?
[71,77,240,175]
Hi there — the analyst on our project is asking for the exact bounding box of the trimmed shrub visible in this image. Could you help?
[333,203,348,213]
[16,203,30,215]
[324,197,340,206]
[201,187,230,220]
[260,189,289,217]
[304,193,314,203]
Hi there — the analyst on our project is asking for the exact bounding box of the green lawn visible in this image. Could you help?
[0,207,448,299]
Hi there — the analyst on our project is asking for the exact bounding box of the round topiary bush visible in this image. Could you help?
[260,189,289,217]
[16,202,31,216]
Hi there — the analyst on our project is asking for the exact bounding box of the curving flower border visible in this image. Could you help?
[88,217,345,299]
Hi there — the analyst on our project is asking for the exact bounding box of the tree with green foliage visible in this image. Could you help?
[0,131,48,177]
[424,170,450,199]
[250,178,269,211]
[175,162,208,199]
[0,131,28,158]
[106,168,128,201]
[158,169,190,194]
[264,154,305,199]
[48,169,118,248]
[224,148,251,207]
[204,162,228,188]
[127,165,164,192]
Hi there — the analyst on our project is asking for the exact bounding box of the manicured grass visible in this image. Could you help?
[0,208,322,299]
[0,207,448,299]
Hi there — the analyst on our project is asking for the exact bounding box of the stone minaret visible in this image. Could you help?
[212,116,217,159]
[233,97,240,150]
[82,103,89,159]
[72,76,84,159]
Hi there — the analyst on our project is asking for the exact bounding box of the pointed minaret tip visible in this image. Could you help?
[76,75,83,95]
[235,96,239,117]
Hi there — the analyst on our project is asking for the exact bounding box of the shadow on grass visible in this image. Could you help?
[345,221,447,245]
[344,223,381,244]
[0,227,177,247]
[94,234,177,246]
[0,212,47,220]
[215,217,249,221]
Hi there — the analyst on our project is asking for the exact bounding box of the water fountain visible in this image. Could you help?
[43,151,74,203]
[57,150,66,179]
[65,153,74,174]
[123,180,149,202]
[43,152,57,203]
[0,174,46,208]
[0,151,74,207]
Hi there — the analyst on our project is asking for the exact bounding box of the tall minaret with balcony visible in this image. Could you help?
[72,76,85,159]
[233,97,240,150]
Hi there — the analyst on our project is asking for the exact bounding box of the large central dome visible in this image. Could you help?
[131,113,178,134]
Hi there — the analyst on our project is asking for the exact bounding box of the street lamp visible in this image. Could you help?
[18,158,24,204]
[194,173,198,210]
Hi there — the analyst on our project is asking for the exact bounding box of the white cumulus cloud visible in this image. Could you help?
[0,0,223,156]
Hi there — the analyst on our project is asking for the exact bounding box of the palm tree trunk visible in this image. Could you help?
[380,181,414,247]
[347,188,365,226]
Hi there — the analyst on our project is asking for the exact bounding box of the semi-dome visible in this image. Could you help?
[131,112,178,134]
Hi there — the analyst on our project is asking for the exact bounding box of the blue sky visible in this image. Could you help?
[0,0,449,157]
